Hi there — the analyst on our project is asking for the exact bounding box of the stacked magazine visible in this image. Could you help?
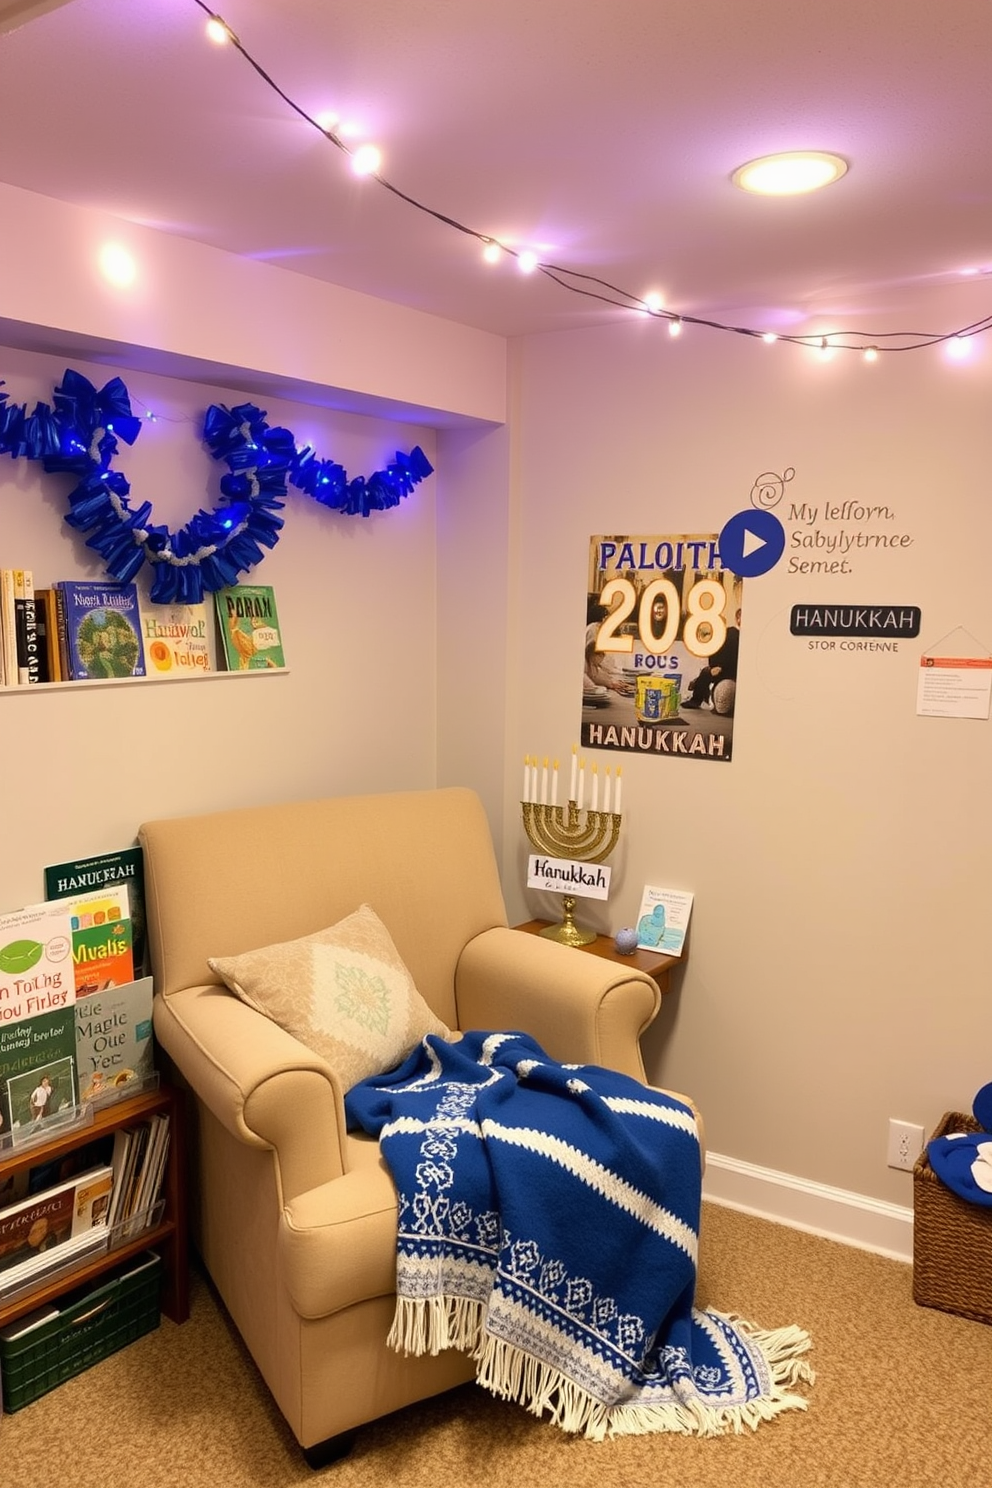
[106,1112,171,1243]
[0,1161,113,1300]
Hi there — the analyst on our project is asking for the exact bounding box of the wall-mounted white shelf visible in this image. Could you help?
[0,668,289,695]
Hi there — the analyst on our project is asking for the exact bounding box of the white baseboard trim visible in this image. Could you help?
[702,1150,914,1263]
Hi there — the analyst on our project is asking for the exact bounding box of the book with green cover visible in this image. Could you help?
[0,1008,78,1145]
[44,847,147,978]
[214,584,285,670]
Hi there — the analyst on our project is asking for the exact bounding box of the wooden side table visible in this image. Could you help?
[513,920,678,995]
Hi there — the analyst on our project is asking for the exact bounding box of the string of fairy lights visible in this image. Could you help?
[192,0,991,360]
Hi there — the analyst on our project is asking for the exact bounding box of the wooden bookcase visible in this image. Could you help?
[0,1082,189,1329]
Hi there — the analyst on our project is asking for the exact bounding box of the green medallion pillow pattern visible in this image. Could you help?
[208,903,450,1092]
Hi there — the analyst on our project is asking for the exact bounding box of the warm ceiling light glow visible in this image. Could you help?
[482,240,501,265]
[667,318,682,337]
[351,144,381,177]
[863,346,879,363]
[205,16,231,44]
[518,250,538,274]
[99,243,137,287]
[732,151,848,196]
[945,335,973,361]
[762,332,778,344]
[643,291,664,314]
[316,111,339,134]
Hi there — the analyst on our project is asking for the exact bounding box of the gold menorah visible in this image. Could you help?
[521,799,623,947]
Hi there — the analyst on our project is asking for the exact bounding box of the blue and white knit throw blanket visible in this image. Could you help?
[345,1031,813,1439]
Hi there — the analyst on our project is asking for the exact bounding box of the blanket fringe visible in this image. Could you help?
[471,1311,813,1442]
[476,1333,620,1442]
[715,1311,817,1394]
[388,1294,487,1358]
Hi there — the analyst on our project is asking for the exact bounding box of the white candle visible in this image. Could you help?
[523,755,530,802]
[603,766,611,814]
[551,759,559,806]
[577,759,585,811]
[540,756,549,806]
[614,767,622,816]
[570,744,578,803]
[530,756,538,802]
[591,763,599,812]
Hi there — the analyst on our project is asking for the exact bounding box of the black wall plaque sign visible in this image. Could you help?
[790,605,921,638]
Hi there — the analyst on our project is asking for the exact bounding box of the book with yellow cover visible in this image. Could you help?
[140,598,211,677]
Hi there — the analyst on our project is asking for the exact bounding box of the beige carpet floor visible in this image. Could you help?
[3,1202,991,1488]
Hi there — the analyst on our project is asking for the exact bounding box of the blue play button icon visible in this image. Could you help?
[718,509,786,577]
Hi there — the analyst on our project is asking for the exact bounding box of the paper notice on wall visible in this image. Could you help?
[916,629,992,719]
[635,885,694,957]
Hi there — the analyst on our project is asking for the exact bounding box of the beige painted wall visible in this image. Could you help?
[500,311,992,1208]
[0,181,507,428]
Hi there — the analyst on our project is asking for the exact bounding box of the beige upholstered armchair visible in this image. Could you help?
[140,787,690,1467]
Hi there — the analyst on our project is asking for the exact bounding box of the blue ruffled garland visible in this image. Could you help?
[0,369,433,603]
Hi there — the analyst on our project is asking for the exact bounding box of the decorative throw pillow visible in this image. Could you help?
[208,903,450,1091]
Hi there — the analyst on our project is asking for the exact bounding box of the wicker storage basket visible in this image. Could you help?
[913,1111,992,1324]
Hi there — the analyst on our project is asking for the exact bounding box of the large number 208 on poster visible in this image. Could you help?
[581,533,743,763]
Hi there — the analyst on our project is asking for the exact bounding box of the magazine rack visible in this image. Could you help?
[0,1082,187,1330]
[0,1072,161,1159]
[0,1102,94,1159]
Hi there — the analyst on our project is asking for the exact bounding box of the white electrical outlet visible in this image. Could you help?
[887,1118,925,1172]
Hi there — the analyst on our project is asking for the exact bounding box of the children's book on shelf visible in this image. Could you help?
[214,583,285,670]
[76,976,154,1104]
[55,579,146,680]
[33,588,59,683]
[1,569,19,685]
[0,1164,113,1295]
[62,884,134,997]
[0,901,78,1142]
[140,597,212,677]
[52,582,69,680]
[634,885,695,958]
[14,570,40,686]
[44,845,148,978]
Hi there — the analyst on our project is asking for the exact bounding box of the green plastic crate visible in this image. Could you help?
[0,1251,161,1411]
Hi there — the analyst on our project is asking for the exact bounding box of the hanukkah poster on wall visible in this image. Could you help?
[581,535,744,763]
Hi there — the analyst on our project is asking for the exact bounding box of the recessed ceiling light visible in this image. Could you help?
[99,243,137,286]
[732,151,848,196]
